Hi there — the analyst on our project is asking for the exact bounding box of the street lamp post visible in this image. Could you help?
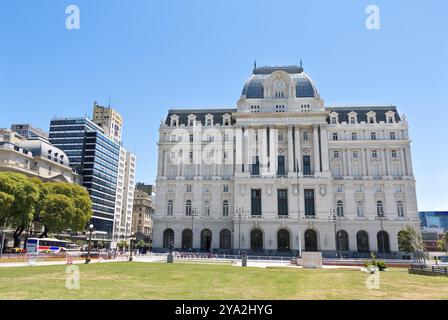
[235,207,245,255]
[329,210,342,259]
[296,160,302,258]
[85,224,94,264]
[191,208,198,250]
[378,211,386,259]
[129,232,135,262]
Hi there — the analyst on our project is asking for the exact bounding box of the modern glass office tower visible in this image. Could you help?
[49,118,120,239]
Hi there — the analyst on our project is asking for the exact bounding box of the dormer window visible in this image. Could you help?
[329,112,339,124]
[187,114,197,126]
[205,114,214,126]
[367,111,376,124]
[222,114,231,126]
[170,115,179,127]
[385,111,396,124]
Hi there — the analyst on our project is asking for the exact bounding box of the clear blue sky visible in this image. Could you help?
[0,0,447,211]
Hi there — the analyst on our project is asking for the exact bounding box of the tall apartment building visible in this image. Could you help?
[112,147,136,240]
[152,64,419,258]
[49,118,120,239]
[90,104,136,242]
[92,102,123,145]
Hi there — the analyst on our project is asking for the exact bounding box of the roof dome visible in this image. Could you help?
[20,138,70,167]
[241,65,319,99]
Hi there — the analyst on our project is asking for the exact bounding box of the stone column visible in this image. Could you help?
[320,125,330,172]
[381,149,387,177]
[365,149,371,176]
[342,149,348,177]
[294,126,301,173]
[347,148,352,176]
[235,125,243,175]
[259,127,268,175]
[405,147,413,175]
[313,125,321,173]
[288,125,294,174]
[399,148,406,176]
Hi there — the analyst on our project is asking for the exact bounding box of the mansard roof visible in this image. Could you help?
[325,106,401,123]
[165,108,237,126]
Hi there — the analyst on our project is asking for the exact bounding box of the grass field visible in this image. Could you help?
[0,262,447,300]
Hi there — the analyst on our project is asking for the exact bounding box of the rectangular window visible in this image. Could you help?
[351,132,357,140]
[350,117,356,124]
[391,150,397,158]
[353,151,358,159]
[390,132,396,140]
[333,151,339,159]
[333,133,338,141]
[371,132,376,140]
[186,185,192,192]
[277,189,288,216]
[223,185,229,193]
[303,155,311,175]
[304,189,315,216]
[189,134,193,142]
[251,156,260,176]
[277,155,285,176]
[251,189,262,216]
[372,150,378,158]
[303,131,308,141]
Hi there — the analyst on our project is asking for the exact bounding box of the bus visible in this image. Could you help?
[26,238,79,254]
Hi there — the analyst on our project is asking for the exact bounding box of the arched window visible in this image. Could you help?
[356,201,364,217]
[204,200,210,216]
[356,231,369,253]
[397,201,404,217]
[277,229,290,252]
[219,229,231,250]
[304,229,318,252]
[336,230,349,251]
[336,200,344,217]
[377,231,390,254]
[376,200,384,217]
[167,200,173,216]
[250,229,263,252]
[163,229,174,248]
[201,229,212,251]
[222,200,229,216]
[182,229,192,249]
[185,200,192,216]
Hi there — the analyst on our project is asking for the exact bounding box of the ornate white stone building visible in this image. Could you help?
[152,65,419,258]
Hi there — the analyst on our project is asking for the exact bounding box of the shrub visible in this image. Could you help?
[376,260,387,271]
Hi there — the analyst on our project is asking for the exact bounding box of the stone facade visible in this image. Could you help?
[152,65,419,258]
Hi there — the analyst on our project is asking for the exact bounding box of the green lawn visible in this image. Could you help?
[0,262,447,300]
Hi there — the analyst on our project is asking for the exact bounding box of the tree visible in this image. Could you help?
[398,225,427,263]
[0,173,40,247]
[136,240,146,249]
[117,240,128,252]
[36,182,93,237]
[436,231,448,255]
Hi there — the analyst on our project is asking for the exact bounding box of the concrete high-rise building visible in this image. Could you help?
[91,104,136,243]
[49,117,120,239]
[92,102,123,145]
[112,147,136,240]
[152,64,419,257]
[11,124,49,141]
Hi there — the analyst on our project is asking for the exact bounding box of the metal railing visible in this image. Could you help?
[410,264,448,275]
